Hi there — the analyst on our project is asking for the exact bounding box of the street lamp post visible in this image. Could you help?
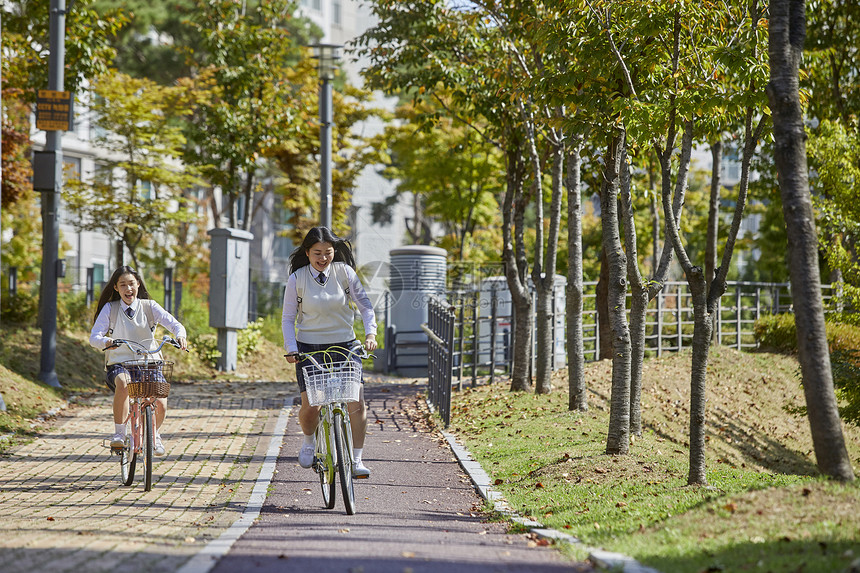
[311,43,341,230]
[37,0,67,389]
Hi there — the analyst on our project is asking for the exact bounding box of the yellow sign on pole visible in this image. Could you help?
[36,89,74,131]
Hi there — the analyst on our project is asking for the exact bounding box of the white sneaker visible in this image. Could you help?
[298,442,315,468]
[352,460,370,479]
[154,435,166,457]
[110,433,126,448]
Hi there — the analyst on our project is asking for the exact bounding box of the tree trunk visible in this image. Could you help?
[648,156,660,277]
[502,145,532,392]
[619,149,648,437]
[705,141,722,292]
[687,269,711,485]
[767,0,855,481]
[534,140,564,394]
[596,247,612,360]
[602,132,631,455]
[566,136,587,411]
[241,171,255,231]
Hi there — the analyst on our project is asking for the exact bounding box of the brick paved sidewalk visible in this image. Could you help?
[0,380,297,573]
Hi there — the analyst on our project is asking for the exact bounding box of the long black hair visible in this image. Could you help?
[93,266,152,323]
[289,227,356,275]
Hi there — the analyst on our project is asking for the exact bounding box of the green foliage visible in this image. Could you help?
[57,292,94,332]
[804,0,860,125]
[1,0,125,100]
[257,313,285,347]
[183,0,312,230]
[755,314,860,426]
[64,71,203,268]
[831,349,860,427]
[190,318,267,368]
[0,288,40,325]
[91,0,200,84]
[807,119,860,312]
[237,318,265,361]
[372,98,504,257]
[191,335,221,369]
[753,313,799,353]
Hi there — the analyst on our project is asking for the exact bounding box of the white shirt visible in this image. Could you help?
[89,298,187,351]
[281,263,377,353]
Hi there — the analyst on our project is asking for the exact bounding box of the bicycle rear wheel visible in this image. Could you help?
[143,404,154,491]
[317,416,336,509]
[334,411,356,515]
[120,422,136,486]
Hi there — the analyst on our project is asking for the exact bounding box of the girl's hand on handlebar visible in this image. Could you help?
[177,336,188,352]
[285,352,300,364]
[364,334,378,353]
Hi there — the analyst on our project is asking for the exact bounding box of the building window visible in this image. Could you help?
[139,180,153,201]
[334,0,342,24]
[93,263,106,286]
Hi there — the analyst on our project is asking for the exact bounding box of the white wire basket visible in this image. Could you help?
[303,360,362,406]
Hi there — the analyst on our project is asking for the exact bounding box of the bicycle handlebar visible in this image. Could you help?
[104,335,183,354]
[285,344,373,372]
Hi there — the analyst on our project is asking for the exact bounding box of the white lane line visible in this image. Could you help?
[177,398,293,573]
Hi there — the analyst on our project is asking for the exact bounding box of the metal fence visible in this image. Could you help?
[417,281,838,425]
[423,296,456,427]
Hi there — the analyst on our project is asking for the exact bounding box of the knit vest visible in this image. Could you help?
[295,263,355,344]
[104,302,162,366]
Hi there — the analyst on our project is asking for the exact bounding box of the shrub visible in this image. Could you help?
[831,349,860,427]
[755,313,860,427]
[753,313,798,352]
[0,288,39,325]
[237,318,265,361]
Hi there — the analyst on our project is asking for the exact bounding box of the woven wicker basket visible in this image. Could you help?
[122,360,174,398]
[127,380,171,398]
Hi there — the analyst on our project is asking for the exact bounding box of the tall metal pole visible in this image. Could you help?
[39,0,66,388]
[312,43,339,230]
[319,74,333,229]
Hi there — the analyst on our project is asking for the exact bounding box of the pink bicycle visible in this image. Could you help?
[105,336,180,491]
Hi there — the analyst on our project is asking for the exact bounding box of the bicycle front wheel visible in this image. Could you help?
[334,411,356,515]
[317,416,336,509]
[120,422,136,486]
[143,404,154,491]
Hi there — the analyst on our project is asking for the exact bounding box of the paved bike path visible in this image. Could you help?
[206,381,592,573]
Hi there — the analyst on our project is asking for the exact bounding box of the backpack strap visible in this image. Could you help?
[333,262,351,296]
[141,299,157,333]
[295,268,309,324]
[107,301,119,336]
[333,263,360,321]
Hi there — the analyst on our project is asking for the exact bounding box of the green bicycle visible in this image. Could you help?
[293,345,370,515]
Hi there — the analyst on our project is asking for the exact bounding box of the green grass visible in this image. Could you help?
[447,347,860,573]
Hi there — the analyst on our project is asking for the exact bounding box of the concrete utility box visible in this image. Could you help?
[208,228,253,371]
